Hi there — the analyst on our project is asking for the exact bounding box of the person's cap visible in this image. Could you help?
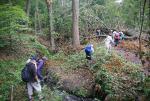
[42,56,48,61]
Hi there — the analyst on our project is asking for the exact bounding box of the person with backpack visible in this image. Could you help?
[84,44,94,65]
[22,59,43,101]
[114,31,120,46]
[119,31,125,40]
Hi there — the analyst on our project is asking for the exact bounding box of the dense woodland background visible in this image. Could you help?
[0,0,149,101]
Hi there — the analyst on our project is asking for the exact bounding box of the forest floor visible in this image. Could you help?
[0,35,150,101]
[41,39,149,101]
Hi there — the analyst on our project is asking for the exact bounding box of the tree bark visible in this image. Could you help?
[37,10,42,34]
[25,0,31,17]
[25,0,31,27]
[139,0,146,59]
[72,0,80,49]
[45,0,55,50]
[61,0,64,7]
[35,0,42,34]
[34,0,37,34]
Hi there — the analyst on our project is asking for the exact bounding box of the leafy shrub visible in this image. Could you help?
[92,46,144,99]
[0,5,28,48]
[0,59,25,100]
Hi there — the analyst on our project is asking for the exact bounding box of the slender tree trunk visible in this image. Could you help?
[72,0,80,49]
[25,0,31,27]
[45,0,55,50]
[61,0,64,6]
[139,0,146,58]
[148,0,150,28]
[25,0,31,17]
[35,0,38,34]
[37,10,42,34]
[35,0,42,34]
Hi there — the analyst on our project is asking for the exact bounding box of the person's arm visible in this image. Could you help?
[37,60,44,80]
[37,60,44,69]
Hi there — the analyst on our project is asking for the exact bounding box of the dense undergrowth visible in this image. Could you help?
[0,34,149,101]
[60,44,149,100]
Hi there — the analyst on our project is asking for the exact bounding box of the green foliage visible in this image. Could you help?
[121,0,141,28]
[0,0,25,7]
[143,77,150,97]
[62,51,86,69]
[93,46,144,98]
[74,87,88,97]
[0,5,28,35]
[42,86,63,101]
[0,5,28,48]
[0,59,25,101]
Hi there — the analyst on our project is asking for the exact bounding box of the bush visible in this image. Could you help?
[0,5,28,48]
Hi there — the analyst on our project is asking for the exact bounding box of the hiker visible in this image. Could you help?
[104,32,114,53]
[111,30,116,40]
[26,59,43,101]
[119,31,125,40]
[95,29,101,40]
[37,56,48,86]
[84,44,94,63]
[96,29,101,36]
[114,31,120,46]
[119,31,125,47]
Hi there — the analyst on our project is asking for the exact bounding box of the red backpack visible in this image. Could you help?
[114,33,120,40]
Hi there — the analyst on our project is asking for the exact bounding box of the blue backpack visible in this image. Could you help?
[85,45,92,54]
[21,64,31,82]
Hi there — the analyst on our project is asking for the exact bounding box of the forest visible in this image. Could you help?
[0,0,149,101]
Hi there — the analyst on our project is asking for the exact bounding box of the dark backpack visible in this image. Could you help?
[21,64,31,82]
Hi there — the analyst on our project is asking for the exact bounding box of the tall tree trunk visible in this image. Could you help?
[35,0,38,34]
[61,0,64,6]
[37,10,42,34]
[25,0,31,27]
[45,0,55,50]
[25,0,31,17]
[35,0,42,34]
[72,0,80,49]
[139,0,146,59]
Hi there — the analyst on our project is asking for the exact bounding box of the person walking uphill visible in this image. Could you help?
[104,32,114,53]
[22,59,44,101]
[114,31,120,46]
[84,44,94,66]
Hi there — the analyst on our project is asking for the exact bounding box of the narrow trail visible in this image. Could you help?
[113,41,149,76]
[115,47,141,64]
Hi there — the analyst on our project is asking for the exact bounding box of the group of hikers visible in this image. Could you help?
[21,51,47,101]
[104,30,125,52]
[22,29,125,101]
[84,29,125,63]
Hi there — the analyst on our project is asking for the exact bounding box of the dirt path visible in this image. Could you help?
[114,41,149,76]
[115,47,141,64]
